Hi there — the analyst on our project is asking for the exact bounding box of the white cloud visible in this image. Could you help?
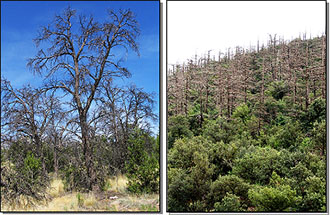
[168,1,325,65]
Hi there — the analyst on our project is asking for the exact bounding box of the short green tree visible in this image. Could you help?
[1,152,49,209]
[301,176,326,211]
[300,98,326,130]
[168,136,214,211]
[214,193,242,212]
[232,147,280,185]
[248,184,300,211]
[208,175,250,209]
[310,120,326,156]
[168,115,193,149]
[125,129,159,194]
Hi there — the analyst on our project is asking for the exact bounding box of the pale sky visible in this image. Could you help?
[167,1,326,65]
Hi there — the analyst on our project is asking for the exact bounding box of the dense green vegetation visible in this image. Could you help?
[168,35,326,212]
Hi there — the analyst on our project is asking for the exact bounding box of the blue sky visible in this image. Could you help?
[1,1,160,131]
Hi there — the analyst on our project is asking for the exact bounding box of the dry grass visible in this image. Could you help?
[48,178,65,198]
[36,192,99,211]
[2,176,159,212]
[109,193,159,211]
[1,195,47,211]
[104,174,128,193]
[83,193,98,208]
[38,193,78,211]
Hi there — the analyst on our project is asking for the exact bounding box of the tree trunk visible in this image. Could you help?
[54,147,58,176]
[80,114,96,190]
[217,67,223,116]
[205,85,209,114]
[321,36,326,99]
[199,90,203,128]
[227,89,230,118]
[41,146,46,175]
[53,136,59,177]
[185,75,189,117]
[294,71,297,105]
[305,68,310,110]
[305,43,310,109]
[112,102,120,144]
[261,58,265,104]
[227,67,231,118]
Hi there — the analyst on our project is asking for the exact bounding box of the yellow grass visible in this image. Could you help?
[83,193,98,208]
[105,174,128,193]
[38,193,78,211]
[110,193,159,211]
[1,195,47,211]
[37,192,98,211]
[2,176,159,212]
[48,178,65,198]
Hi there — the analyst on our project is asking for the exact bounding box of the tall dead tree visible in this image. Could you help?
[28,7,140,190]
[167,34,326,130]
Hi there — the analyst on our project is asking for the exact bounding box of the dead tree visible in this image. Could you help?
[1,79,58,175]
[45,107,74,176]
[99,79,156,171]
[28,7,140,190]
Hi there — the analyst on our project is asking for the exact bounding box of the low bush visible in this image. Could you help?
[62,161,106,192]
[214,193,242,212]
[125,129,159,194]
[1,152,49,209]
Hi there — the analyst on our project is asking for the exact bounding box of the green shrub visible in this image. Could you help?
[268,81,290,100]
[248,184,300,211]
[168,136,214,211]
[63,163,88,192]
[232,147,280,185]
[77,193,84,207]
[300,98,326,130]
[1,152,49,209]
[214,193,242,212]
[209,140,247,179]
[310,120,326,156]
[301,176,326,211]
[267,120,303,150]
[168,115,193,149]
[208,175,250,209]
[167,168,192,211]
[125,129,159,194]
[202,117,236,144]
[232,103,251,125]
[62,160,105,192]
